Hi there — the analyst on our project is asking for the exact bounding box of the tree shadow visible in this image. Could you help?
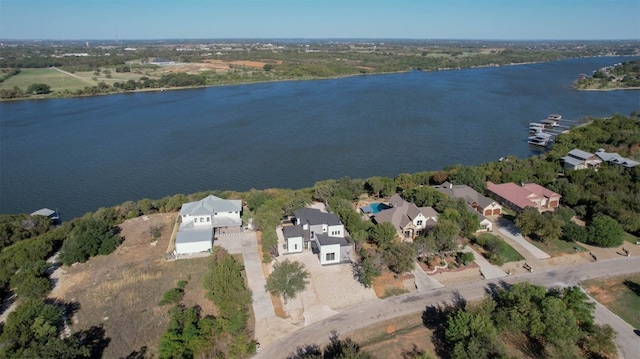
[324,331,364,359]
[401,344,428,359]
[451,290,467,310]
[286,344,322,359]
[286,331,367,359]
[422,303,455,359]
[73,325,111,358]
[0,292,16,317]
[122,346,148,359]
[623,280,640,296]
[484,280,510,298]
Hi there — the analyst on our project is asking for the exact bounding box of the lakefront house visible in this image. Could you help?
[486,182,561,213]
[372,194,439,241]
[175,195,243,255]
[282,207,351,265]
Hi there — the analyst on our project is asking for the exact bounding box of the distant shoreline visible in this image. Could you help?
[2,55,637,102]
[574,86,640,91]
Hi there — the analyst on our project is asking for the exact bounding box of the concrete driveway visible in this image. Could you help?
[462,246,508,279]
[495,218,551,260]
[216,232,284,342]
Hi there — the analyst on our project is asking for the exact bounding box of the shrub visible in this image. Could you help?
[158,288,184,306]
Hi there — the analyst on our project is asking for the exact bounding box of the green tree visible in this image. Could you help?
[536,212,564,245]
[515,207,541,237]
[202,247,251,334]
[26,83,51,95]
[433,219,458,252]
[368,222,397,250]
[354,250,380,288]
[586,215,625,247]
[59,217,122,265]
[581,324,617,359]
[265,259,310,303]
[384,242,416,274]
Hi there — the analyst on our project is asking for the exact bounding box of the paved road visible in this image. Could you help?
[255,256,640,359]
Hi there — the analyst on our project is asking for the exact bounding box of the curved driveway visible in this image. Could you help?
[255,256,640,359]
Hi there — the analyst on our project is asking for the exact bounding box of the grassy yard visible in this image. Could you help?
[529,237,587,257]
[476,233,524,263]
[582,273,640,329]
[623,232,639,245]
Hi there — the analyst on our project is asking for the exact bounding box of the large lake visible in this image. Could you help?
[1,56,639,220]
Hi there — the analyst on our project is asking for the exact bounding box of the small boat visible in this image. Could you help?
[547,114,562,121]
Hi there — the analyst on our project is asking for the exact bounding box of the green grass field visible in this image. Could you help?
[583,273,640,329]
[0,68,90,91]
[1,67,161,93]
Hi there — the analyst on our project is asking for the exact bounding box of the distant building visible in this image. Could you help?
[561,149,602,171]
[595,149,639,168]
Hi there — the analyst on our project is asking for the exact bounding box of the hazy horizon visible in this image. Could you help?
[2,0,639,41]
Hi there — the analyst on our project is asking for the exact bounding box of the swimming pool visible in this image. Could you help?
[362,202,391,214]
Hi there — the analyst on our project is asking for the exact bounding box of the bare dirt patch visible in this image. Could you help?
[372,271,414,298]
[51,213,217,358]
[357,314,436,359]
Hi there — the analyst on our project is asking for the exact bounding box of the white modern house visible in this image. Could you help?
[281,207,351,265]
[282,225,304,254]
[315,233,350,265]
[175,195,242,255]
[294,207,345,239]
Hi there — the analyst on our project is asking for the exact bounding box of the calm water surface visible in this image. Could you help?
[1,56,639,219]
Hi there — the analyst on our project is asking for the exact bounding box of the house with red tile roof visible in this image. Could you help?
[486,181,561,213]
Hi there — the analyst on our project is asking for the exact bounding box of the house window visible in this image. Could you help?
[294,244,298,250]
[417,220,423,226]
[206,217,210,222]
[326,252,335,261]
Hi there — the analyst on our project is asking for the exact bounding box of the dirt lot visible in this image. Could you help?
[165,60,269,74]
[50,213,217,359]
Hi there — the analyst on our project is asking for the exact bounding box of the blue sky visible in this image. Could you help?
[1,0,639,40]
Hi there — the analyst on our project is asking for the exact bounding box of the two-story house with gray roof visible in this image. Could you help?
[372,194,439,241]
[175,195,242,255]
[282,207,350,265]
